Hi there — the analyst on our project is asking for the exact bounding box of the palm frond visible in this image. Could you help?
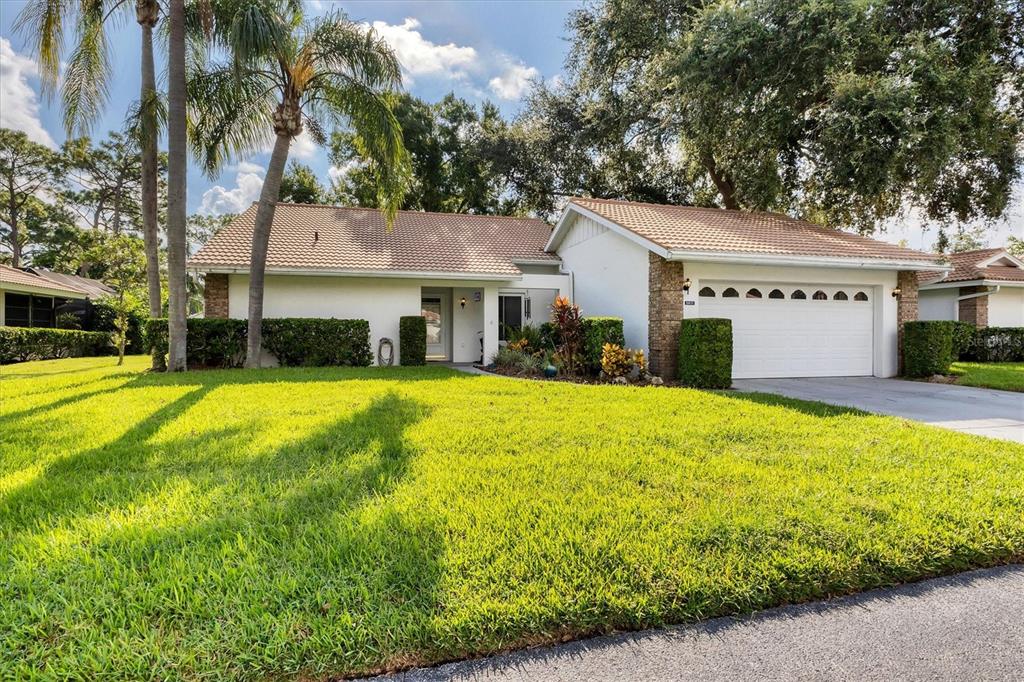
[305,12,402,91]
[124,90,168,146]
[62,3,111,135]
[187,64,276,176]
[14,0,71,94]
[320,83,410,226]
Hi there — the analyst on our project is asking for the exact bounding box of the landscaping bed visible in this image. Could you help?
[2,356,1023,679]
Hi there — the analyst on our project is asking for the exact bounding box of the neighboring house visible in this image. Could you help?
[189,199,952,379]
[918,248,1024,328]
[0,264,113,327]
[188,203,570,364]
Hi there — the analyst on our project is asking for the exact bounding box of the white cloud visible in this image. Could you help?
[199,165,265,215]
[227,160,265,175]
[259,129,318,160]
[370,18,477,83]
[327,160,360,186]
[488,61,540,100]
[0,38,57,148]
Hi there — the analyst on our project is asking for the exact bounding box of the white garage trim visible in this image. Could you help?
[696,281,877,379]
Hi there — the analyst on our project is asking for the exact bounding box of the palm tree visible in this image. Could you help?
[189,3,409,368]
[17,0,165,369]
[165,0,188,371]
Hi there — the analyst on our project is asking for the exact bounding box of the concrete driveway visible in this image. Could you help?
[733,377,1023,443]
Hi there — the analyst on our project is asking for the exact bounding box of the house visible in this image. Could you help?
[188,203,571,364]
[0,264,112,327]
[917,248,1024,328]
[189,199,952,379]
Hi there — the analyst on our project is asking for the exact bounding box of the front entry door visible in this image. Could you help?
[422,293,449,360]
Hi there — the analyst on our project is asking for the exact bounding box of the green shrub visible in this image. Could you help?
[902,321,955,377]
[581,317,624,374]
[678,318,732,388]
[538,322,559,350]
[56,312,82,330]
[951,321,976,359]
[263,319,371,367]
[146,318,372,369]
[90,300,146,352]
[963,326,1024,363]
[399,316,427,366]
[506,324,545,353]
[0,327,112,364]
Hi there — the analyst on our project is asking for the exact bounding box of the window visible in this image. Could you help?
[745,288,762,299]
[812,290,828,300]
[833,291,848,301]
[498,294,523,341]
[722,287,739,298]
[698,287,716,297]
[4,293,31,327]
[854,291,868,301]
[791,289,806,300]
[31,296,55,327]
[768,289,784,299]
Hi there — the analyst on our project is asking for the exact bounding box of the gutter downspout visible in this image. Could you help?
[957,285,1000,303]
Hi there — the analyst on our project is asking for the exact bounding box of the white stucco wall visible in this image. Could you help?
[919,289,958,321]
[226,272,569,365]
[677,262,901,377]
[555,215,650,351]
[990,287,1024,326]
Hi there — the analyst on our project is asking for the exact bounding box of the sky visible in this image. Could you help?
[0,0,1020,251]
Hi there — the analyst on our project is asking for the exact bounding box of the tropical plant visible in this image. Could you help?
[505,323,545,352]
[550,295,583,375]
[16,0,165,322]
[189,2,409,368]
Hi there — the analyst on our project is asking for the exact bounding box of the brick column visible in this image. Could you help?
[957,286,989,328]
[203,273,229,318]
[896,270,919,374]
[648,253,686,380]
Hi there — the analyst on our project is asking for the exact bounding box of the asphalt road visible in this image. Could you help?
[374,564,1024,681]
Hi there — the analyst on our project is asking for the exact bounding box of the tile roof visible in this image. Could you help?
[0,264,91,297]
[189,203,559,277]
[24,268,115,298]
[918,248,1024,285]
[567,198,943,265]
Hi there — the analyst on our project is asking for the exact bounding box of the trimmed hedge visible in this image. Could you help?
[0,327,112,364]
[678,318,732,388]
[89,301,147,353]
[146,318,372,369]
[902,321,955,377]
[963,327,1024,363]
[581,317,625,374]
[399,316,427,366]
[951,321,976,359]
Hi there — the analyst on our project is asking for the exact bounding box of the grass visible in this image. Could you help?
[950,362,1024,392]
[2,356,1023,679]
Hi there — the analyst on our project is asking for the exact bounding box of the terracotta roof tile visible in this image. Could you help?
[569,198,943,265]
[189,203,558,277]
[918,248,1024,285]
[0,264,90,296]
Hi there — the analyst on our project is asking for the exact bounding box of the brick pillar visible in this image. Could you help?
[957,286,989,328]
[203,273,229,319]
[896,270,919,374]
[648,253,686,380]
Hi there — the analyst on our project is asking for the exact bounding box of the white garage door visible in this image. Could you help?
[697,282,874,379]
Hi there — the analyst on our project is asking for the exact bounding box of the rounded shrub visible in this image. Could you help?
[399,316,427,366]
[678,318,732,389]
[581,317,625,374]
[902,321,954,377]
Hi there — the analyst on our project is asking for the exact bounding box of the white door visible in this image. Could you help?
[422,293,449,360]
[697,282,874,379]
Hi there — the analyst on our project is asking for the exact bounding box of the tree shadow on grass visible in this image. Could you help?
[3,387,442,678]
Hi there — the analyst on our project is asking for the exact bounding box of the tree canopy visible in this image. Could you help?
[517,0,1023,232]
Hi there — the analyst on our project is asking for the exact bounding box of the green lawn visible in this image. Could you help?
[950,362,1024,392]
[2,357,1023,679]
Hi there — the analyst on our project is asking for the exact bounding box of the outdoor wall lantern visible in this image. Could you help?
[682,278,692,292]
[460,296,467,309]
[891,287,901,298]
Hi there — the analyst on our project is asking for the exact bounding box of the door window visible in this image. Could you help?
[498,295,523,341]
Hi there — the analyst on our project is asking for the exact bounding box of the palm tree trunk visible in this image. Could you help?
[137,1,163,370]
[244,132,291,369]
[165,0,188,371]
